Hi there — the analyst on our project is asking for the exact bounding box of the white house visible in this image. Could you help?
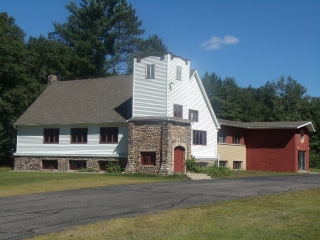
[14,54,220,174]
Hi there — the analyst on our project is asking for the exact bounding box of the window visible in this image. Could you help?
[146,64,155,79]
[174,104,183,118]
[233,161,242,170]
[69,160,86,170]
[141,152,156,166]
[189,109,199,122]
[176,66,182,80]
[218,131,226,143]
[43,128,59,143]
[193,130,207,145]
[42,160,58,170]
[233,133,241,144]
[219,161,228,168]
[100,127,118,143]
[71,128,87,143]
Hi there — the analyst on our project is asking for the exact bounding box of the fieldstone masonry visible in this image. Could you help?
[126,119,191,175]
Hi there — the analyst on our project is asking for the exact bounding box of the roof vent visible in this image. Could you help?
[47,75,58,85]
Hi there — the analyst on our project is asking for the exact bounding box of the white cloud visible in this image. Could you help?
[201,35,240,50]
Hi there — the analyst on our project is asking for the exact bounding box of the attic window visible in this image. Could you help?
[146,64,155,79]
[176,66,182,80]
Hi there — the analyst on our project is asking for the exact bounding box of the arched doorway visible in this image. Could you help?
[174,146,185,173]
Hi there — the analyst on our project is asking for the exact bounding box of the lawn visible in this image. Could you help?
[28,188,320,240]
[0,167,188,197]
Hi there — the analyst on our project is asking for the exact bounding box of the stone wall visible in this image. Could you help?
[126,119,191,175]
[14,156,127,172]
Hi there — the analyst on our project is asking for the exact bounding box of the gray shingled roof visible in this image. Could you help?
[218,118,315,132]
[15,75,133,125]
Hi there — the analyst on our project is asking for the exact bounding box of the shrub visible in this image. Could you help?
[310,152,320,168]
[206,166,232,178]
[186,156,197,172]
[106,162,122,173]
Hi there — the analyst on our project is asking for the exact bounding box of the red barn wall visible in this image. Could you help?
[246,128,310,172]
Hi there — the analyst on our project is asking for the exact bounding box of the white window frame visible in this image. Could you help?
[146,64,155,79]
[176,66,182,80]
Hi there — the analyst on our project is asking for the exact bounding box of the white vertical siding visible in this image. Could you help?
[133,56,168,117]
[15,123,128,156]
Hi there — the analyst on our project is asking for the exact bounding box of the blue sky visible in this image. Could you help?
[1,0,319,97]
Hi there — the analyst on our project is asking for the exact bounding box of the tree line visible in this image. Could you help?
[1,0,319,167]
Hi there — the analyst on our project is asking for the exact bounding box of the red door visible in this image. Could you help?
[174,146,185,173]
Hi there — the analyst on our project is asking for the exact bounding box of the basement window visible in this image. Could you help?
[233,161,242,170]
[141,152,156,166]
[219,161,228,168]
[42,160,58,170]
[69,160,86,170]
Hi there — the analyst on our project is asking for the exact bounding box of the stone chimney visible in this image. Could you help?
[47,75,58,85]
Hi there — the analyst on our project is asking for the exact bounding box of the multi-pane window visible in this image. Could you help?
[141,152,156,166]
[189,109,199,122]
[69,160,87,170]
[71,128,87,143]
[43,128,59,143]
[176,66,182,80]
[174,104,183,118]
[100,127,118,143]
[146,64,155,79]
[219,161,228,168]
[218,131,226,143]
[233,133,241,144]
[193,130,207,145]
[233,161,242,170]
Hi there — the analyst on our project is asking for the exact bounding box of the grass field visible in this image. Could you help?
[0,167,188,197]
[27,188,320,240]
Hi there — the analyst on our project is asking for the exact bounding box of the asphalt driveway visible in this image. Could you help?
[1,174,320,239]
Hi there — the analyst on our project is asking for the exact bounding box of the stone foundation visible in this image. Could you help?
[14,156,127,172]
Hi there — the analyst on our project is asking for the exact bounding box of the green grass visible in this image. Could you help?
[310,167,320,173]
[28,188,320,240]
[0,168,188,197]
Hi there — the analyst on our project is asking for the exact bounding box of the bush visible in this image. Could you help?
[106,162,122,173]
[186,156,197,172]
[206,166,232,178]
[310,152,320,168]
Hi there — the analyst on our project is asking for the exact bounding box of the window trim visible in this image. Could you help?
[146,64,155,79]
[233,133,241,144]
[71,128,88,144]
[193,130,207,145]
[43,128,59,144]
[218,130,226,143]
[176,66,182,80]
[174,104,183,119]
[141,152,156,166]
[100,127,118,144]
[189,109,199,122]
[233,161,242,170]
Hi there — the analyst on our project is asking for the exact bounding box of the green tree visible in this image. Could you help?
[0,13,42,166]
[49,0,144,78]
[26,36,75,82]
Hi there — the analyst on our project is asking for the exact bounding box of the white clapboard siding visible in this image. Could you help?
[189,73,218,159]
[133,56,168,117]
[15,123,128,157]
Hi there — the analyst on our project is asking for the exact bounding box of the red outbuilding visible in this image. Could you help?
[217,119,316,173]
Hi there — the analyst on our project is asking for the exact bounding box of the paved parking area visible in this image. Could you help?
[1,174,320,239]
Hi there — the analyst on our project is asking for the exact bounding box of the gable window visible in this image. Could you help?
[174,104,183,118]
[141,152,156,166]
[71,128,87,143]
[218,131,226,143]
[43,128,59,144]
[233,133,241,144]
[176,66,182,80]
[193,130,207,145]
[189,109,199,122]
[100,127,118,143]
[146,64,155,79]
